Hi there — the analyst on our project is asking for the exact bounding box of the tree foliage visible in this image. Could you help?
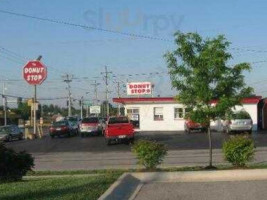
[165,32,253,125]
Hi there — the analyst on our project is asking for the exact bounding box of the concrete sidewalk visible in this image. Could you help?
[99,169,267,200]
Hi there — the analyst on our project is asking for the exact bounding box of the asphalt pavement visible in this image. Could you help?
[5,131,267,170]
[135,180,267,200]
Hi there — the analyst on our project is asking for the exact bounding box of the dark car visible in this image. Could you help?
[0,125,23,142]
[66,116,79,134]
[79,117,102,137]
[49,120,77,138]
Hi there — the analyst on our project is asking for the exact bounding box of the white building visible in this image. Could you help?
[113,96,262,132]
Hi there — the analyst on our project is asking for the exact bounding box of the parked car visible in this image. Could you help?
[79,117,102,137]
[0,125,23,142]
[49,120,77,138]
[66,116,79,134]
[184,119,207,133]
[104,116,134,145]
[223,111,253,134]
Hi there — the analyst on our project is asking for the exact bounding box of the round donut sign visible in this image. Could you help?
[23,60,47,85]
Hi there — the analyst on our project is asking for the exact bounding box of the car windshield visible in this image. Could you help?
[108,117,129,124]
[53,121,68,126]
[232,111,251,120]
[67,117,78,122]
[82,118,99,123]
[0,127,11,134]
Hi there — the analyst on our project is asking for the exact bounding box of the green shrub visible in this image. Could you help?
[223,136,255,167]
[0,143,34,181]
[132,140,167,170]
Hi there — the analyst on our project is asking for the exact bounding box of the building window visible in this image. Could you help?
[154,107,163,121]
[174,107,190,119]
[127,108,139,114]
[174,108,184,119]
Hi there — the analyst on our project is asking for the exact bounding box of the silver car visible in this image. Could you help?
[223,111,253,134]
[0,125,24,142]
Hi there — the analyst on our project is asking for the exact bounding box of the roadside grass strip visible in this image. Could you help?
[0,174,120,200]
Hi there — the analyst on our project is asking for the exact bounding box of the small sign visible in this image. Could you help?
[83,101,92,106]
[90,106,101,114]
[127,82,152,96]
[40,117,43,125]
[31,103,39,111]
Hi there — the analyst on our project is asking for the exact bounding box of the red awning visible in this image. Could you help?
[113,96,262,104]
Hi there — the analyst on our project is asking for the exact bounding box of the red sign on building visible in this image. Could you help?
[23,61,47,85]
[127,82,152,95]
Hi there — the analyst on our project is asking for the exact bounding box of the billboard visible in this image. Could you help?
[127,82,152,96]
[90,106,101,114]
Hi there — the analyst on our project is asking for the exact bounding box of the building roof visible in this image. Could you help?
[113,96,262,104]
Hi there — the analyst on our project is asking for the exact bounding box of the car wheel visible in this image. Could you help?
[105,138,111,145]
[6,135,12,142]
[129,137,135,144]
[19,133,23,140]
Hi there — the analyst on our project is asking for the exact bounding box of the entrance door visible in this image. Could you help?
[127,108,140,129]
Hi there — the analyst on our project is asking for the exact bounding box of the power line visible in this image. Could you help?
[0,9,172,42]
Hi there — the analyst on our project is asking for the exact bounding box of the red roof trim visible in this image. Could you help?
[113,97,175,103]
[113,96,262,104]
[210,96,262,104]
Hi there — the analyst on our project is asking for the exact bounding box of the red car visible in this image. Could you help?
[184,119,207,133]
[104,116,134,145]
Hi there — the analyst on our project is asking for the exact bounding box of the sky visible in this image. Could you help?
[1,0,267,107]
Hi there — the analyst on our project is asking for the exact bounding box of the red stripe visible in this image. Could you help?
[114,96,262,104]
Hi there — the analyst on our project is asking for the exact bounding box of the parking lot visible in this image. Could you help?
[5,131,267,171]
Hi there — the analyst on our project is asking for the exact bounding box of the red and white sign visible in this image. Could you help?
[127,82,152,95]
[23,61,47,85]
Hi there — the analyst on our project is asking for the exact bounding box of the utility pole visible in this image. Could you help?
[63,74,73,117]
[2,82,7,126]
[101,66,112,117]
[91,80,100,105]
[80,96,83,119]
[116,81,121,116]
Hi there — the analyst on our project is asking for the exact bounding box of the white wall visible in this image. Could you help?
[124,102,259,132]
[125,103,186,131]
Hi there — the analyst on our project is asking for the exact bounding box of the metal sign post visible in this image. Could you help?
[23,56,47,137]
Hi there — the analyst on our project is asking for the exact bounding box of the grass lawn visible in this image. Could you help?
[0,173,121,200]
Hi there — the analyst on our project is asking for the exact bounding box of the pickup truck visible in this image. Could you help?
[104,116,134,145]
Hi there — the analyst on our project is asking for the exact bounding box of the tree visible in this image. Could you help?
[165,32,253,168]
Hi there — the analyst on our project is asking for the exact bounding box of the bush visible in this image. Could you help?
[223,136,255,167]
[132,140,167,170]
[0,143,34,181]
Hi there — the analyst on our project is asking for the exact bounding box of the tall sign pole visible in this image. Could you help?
[23,56,47,137]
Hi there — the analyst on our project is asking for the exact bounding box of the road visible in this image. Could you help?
[5,131,267,171]
[135,180,267,200]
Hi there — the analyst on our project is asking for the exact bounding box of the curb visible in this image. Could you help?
[98,169,267,200]
[23,173,103,180]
